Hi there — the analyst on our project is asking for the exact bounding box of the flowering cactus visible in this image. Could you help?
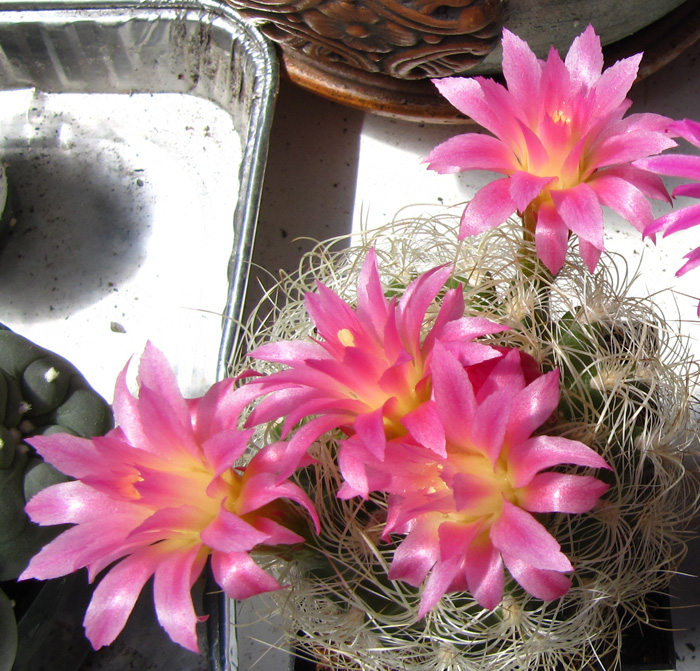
[239,216,696,671]
[425,25,677,275]
[245,248,508,492]
[20,343,319,653]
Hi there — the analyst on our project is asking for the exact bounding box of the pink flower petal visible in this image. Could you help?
[388,515,441,586]
[578,238,603,273]
[501,28,542,118]
[508,435,610,489]
[635,153,700,180]
[431,77,508,139]
[460,178,518,238]
[509,171,556,212]
[502,552,572,601]
[83,546,163,650]
[402,400,446,457]
[534,203,569,275]
[588,172,655,233]
[153,545,208,652]
[491,500,573,572]
[519,472,610,513]
[551,183,604,249]
[669,118,700,145]
[564,24,603,88]
[210,550,283,600]
[424,133,516,175]
[355,248,390,341]
[354,406,389,460]
[505,370,559,447]
[200,507,271,553]
[645,202,700,237]
[418,554,463,619]
[430,343,476,446]
[591,52,641,120]
[678,246,700,277]
[464,534,504,610]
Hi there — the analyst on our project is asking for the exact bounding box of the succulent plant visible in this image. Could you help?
[238,213,698,671]
[0,325,113,671]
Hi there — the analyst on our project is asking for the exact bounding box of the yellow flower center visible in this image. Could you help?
[551,109,572,126]
[449,450,519,525]
[337,328,356,347]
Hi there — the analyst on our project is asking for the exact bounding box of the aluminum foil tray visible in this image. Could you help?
[0,0,277,399]
[0,2,278,670]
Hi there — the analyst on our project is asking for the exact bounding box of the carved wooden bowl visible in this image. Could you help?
[225,0,700,121]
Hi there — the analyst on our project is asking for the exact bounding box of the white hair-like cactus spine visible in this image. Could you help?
[238,213,699,671]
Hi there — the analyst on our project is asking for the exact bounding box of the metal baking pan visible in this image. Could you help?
[0,0,277,395]
[0,2,278,670]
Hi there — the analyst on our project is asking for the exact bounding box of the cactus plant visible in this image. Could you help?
[0,325,112,671]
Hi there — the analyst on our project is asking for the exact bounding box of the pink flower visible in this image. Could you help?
[20,343,319,653]
[385,343,610,616]
[244,249,507,483]
[425,25,676,275]
[635,119,700,306]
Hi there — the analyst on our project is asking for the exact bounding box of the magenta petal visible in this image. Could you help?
[564,24,603,87]
[153,545,207,652]
[25,480,126,526]
[534,204,569,275]
[509,171,556,212]
[130,506,211,539]
[460,178,517,238]
[200,507,270,553]
[589,172,654,233]
[201,428,254,477]
[418,554,463,618]
[509,434,610,488]
[578,238,603,273]
[354,407,389,460]
[402,401,446,457]
[551,183,604,248]
[398,264,452,350]
[678,246,700,277]
[670,118,700,146]
[501,28,542,115]
[431,342,476,446]
[252,516,306,546]
[211,550,283,599]
[248,340,328,366]
[471,390,510,465]
[464,536,504,610]
[112,358,149,449]
[505,370,559,447]
[438,519,481,560]
[591,52,641,119]
[355,248,390,341]
[432,77,508,137]
[237,472,318,532]
[388,515,441,587]
[452,472,496,513]
[520,472,610,513]
[490,500,573,572]
[84,547,162,649]
[674,183,700,199]
[337,441,373,499]
[636,153,700,181]
[502,552,572,601]
[425,133,516,174]
[25,432,98,479]
[645,202,700,237]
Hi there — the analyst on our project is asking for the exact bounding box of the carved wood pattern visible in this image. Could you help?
[225,0,506,79]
